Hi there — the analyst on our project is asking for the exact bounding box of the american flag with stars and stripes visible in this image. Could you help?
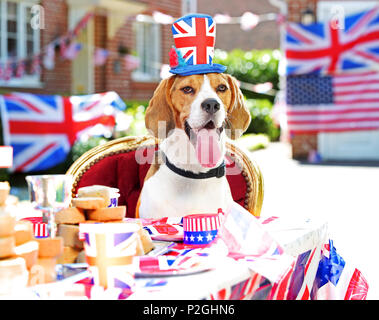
[285,6,379,75]
[172,15,215,66]
[0,91,125,172]
[286,71,379,134]
[312,240,369,300]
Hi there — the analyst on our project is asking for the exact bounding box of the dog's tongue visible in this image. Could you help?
[196,129,222,168]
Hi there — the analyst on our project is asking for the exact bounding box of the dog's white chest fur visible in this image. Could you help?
[139,164,233,218]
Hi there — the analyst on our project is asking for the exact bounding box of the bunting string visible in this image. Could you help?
[0,10,282,83]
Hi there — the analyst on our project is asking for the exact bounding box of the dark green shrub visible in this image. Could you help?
[245,99,280,141]
[213,48,281,140]
[71,136,109,162]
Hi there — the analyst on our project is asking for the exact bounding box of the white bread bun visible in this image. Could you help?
[86,206,126,222]
[77,185,119,207]
[0,207,16,237]
[14,221,34,246]
[55,207,86,224]
[14,240,39,270]
[36,236,64,258]
[57,246,81,264]
[71,197,107,210]
[0,257,28,295]
[0,236,15,258]
[57,224,83,250]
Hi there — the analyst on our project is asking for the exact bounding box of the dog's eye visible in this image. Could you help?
[217,84,227,92]
[181,86,194,94]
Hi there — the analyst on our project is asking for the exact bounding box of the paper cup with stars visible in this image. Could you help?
[183,213,222,246]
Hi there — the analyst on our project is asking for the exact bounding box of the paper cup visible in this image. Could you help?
[79,222,140,289]
[183,213,221,246]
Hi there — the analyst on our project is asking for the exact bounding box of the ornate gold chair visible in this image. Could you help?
[66,135,264,218]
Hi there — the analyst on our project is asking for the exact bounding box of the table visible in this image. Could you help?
[3,202,368,300]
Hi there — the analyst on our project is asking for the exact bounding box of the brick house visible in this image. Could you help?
[198,0,280,51]
[271,0,379,160]
[0,0,280,103]
[0,0,185,100]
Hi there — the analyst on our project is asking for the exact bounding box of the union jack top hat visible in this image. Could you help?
[170,14,227,76]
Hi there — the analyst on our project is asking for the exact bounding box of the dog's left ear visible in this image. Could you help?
[223,74,251,140]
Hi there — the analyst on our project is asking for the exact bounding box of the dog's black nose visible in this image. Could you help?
[201,98,220,114]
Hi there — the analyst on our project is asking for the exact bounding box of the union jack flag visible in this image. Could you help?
[0,91,125,172]
[285,6,379,75]
[172,15,215,66]
[141,216,183,241]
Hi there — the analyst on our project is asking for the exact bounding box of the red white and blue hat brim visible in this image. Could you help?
[170,13,226,76]
[170,63,227,76]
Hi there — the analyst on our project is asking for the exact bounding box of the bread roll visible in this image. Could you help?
[0,209,16,237]
[77,185,119,207]
[135,235,144,256]
[0,236,15,258]
[14,221,34,246]
[72,197,106,210]
[86,206,126,222]
[55,207,86,224]
[14,241,39,270]
[57,246,81,264]
[0,257,28,295]
[57,224,83,250]
[36,237,63,258]
[125,220,154,254]
[139,229,154,254]
[75,250,86,263]
[36,257,57,283]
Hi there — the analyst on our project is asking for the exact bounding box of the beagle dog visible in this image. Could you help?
[138,73,251,219]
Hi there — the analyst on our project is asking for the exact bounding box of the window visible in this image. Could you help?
[0,0,41,87]
[132,21,161,82]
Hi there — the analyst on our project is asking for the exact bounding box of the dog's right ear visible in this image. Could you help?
[145,76,176,138]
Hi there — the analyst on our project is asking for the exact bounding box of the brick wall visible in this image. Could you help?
[286,0,318,159]
[96,0,182,101]
[0,0,71,95]
[94,12,107,93]
[0,0,181,101]
[198,0,280,51]
[40,0,71,95]
[287,0,317,22]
